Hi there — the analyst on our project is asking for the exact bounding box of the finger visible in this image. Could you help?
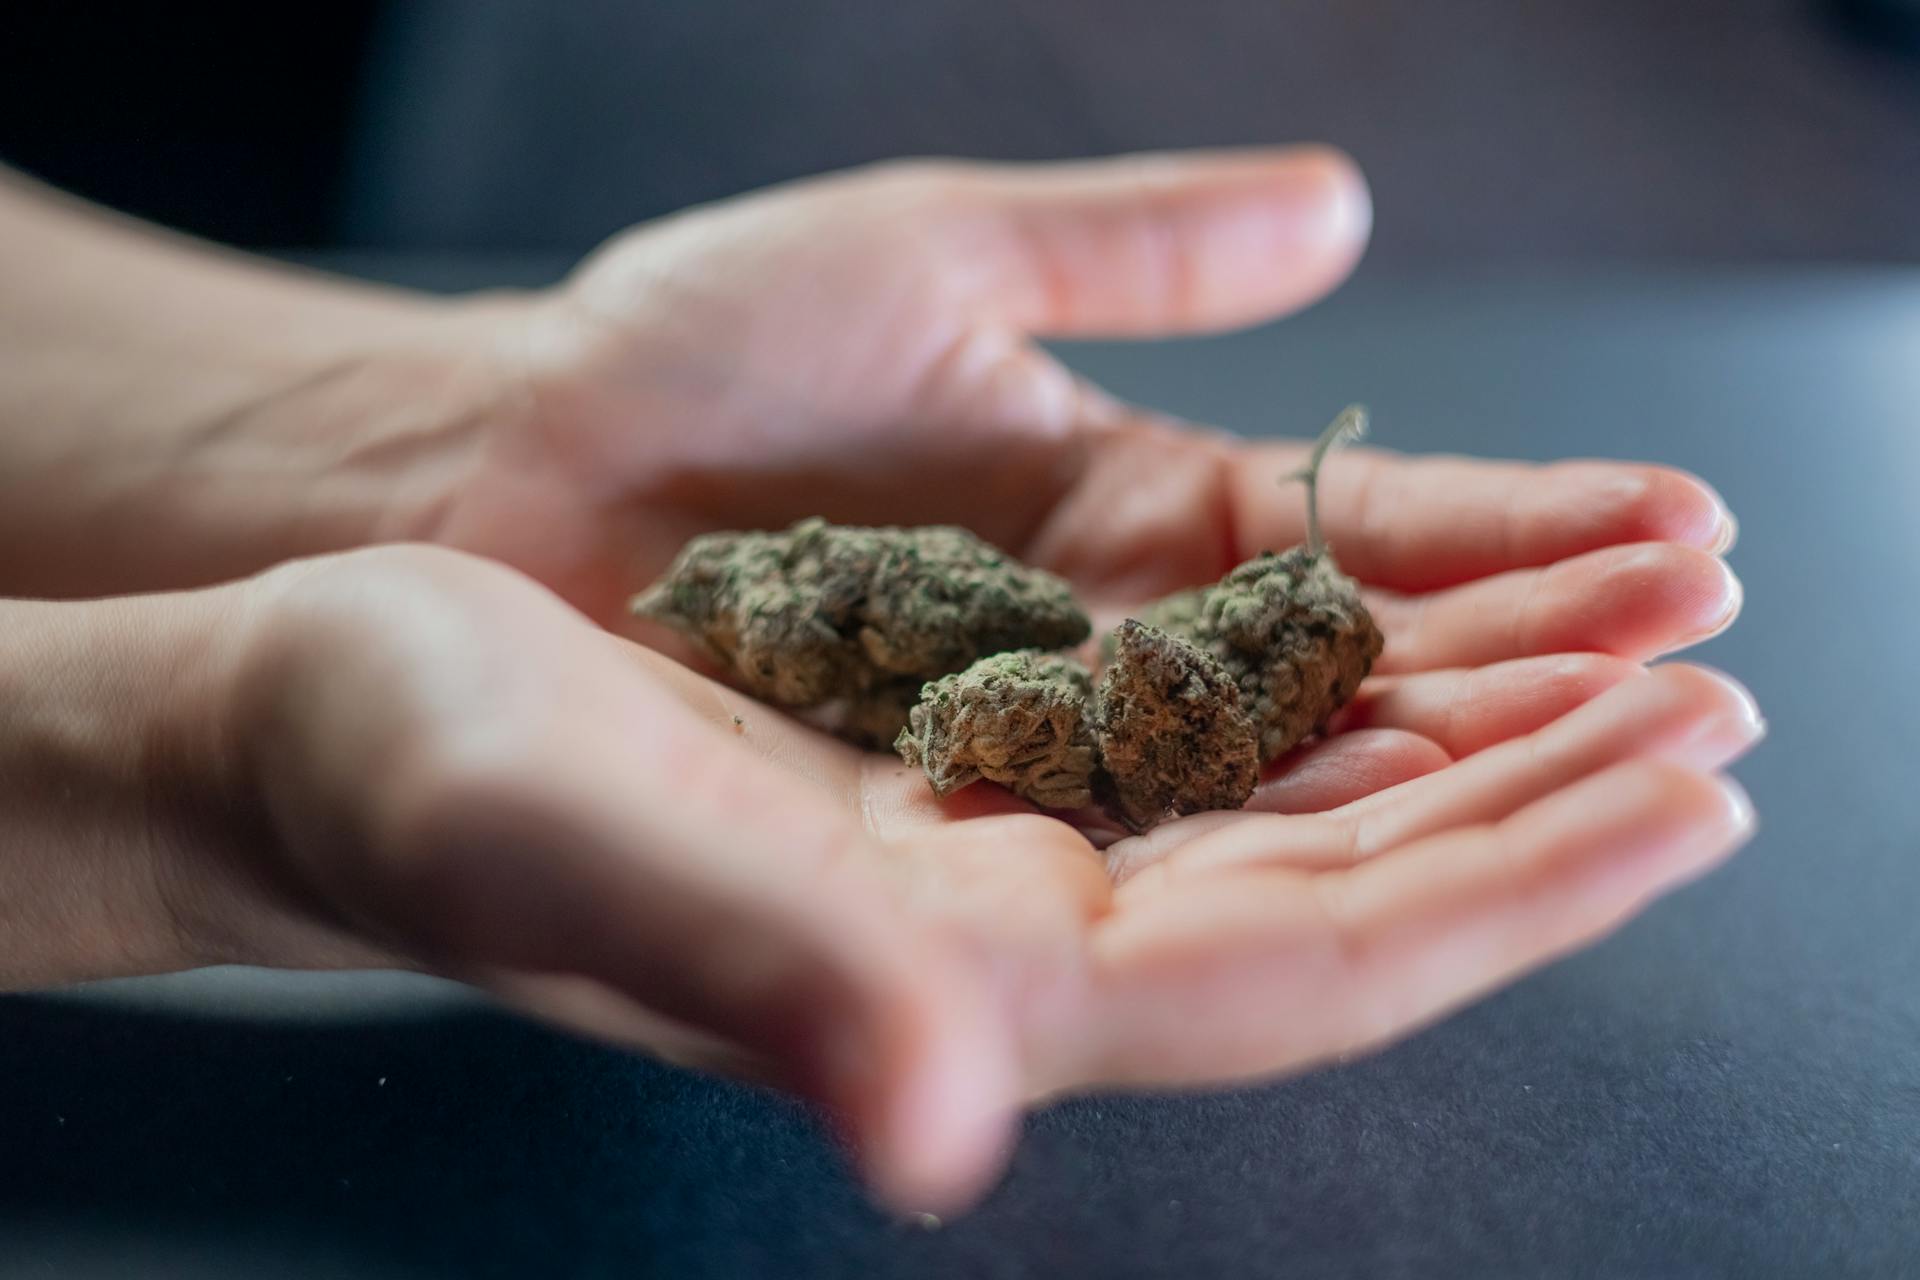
[1341,664,1761,848]
[1124,662,1761,882]
[963,146,1371,338]
[1332,653,1643,757]
[1368,543,1742,674]
[1077,761,1753,1087]
[398,679,1016,1214]
[1247,729,1449,815]
[1231,450,1737,592]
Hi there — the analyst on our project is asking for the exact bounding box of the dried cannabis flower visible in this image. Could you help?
[1094,620,1261,831]
[894,651,1098,809]
[1135,406,1385,761]
[640,406,1384,831]
[632,518,1092,740]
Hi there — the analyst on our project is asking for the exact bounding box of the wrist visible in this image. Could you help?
[0,274,539,598]
[0,572,414,988]
[0,587,259,986]
[139,294,538,591]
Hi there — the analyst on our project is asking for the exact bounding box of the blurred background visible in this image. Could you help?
[2,0,1915,266]
[4,7,1919,1277]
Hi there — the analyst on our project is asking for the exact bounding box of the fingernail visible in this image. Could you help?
[1653,666,1765,770]
[1709,504,1739,555]
[1678,472,1739,554]
[1693,666,1764,734]
[1272,146,1373,251]
[1656,774,1758,892]
[1663,561,1743,656]
[1717,775,1757,837]
[1673,709,1767,773]
[1310,151,1373,249]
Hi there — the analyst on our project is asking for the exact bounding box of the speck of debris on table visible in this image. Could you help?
[908,1211,942,1231]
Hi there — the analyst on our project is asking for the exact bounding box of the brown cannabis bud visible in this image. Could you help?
[633,518,1091,740]
[1133,406,1384,761]
[1094,620,1261,831]
[894,651,1098,809]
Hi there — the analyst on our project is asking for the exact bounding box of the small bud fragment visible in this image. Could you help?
[1094,620,1261,832]
[895,651,1098,809]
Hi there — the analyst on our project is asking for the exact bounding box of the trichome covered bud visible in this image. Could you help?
[1132,406,1384,761]
[1180,545,1382,760]
[895,650,1098,809]
[633,518,1091,741]
[1094,620,1261,831]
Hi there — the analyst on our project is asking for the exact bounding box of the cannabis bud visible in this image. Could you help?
[633,518,1091,743]
[895,651,1098,810]
[642,405,1386,833]
[1142,545,1381,761]
[1135,406,1384,761]
[1094,620,1261,831]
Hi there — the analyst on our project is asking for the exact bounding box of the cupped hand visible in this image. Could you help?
[197,545,1761,1216]
[419,148,1741,815]
[424,147,1738,688]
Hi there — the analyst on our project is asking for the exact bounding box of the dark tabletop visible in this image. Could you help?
[4,264,1918,1279]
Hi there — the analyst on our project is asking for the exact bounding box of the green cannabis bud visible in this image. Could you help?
[894,651,1098,809]
[633,518,1092,742]
[1133,406,1384,761]
[640,404,1387,829]
[1094,619,1261,831]
[1168,545,1382,760]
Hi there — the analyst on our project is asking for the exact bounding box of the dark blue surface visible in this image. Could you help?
[4,266,1918,1278]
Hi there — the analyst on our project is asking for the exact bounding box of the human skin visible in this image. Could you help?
[0,149,1755,1211]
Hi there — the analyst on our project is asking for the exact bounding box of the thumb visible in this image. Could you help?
[389,692,1020,1214]
[953,145,1371,339]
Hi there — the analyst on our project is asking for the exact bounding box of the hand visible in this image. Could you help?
[164,546,1759,1215]
[0,147,1742,820]
[418,148,1741,805]
[0,149,1755,1214]
[0,149,1738,730]
[420,148,1738,682]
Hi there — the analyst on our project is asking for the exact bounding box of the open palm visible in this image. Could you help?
[431,148,1736,637]
[231,542,1758,1215]
[417,146,1741,819]
[301,149,1757,1209]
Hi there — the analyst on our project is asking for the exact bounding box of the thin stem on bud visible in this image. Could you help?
[1287,404,1367,556]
